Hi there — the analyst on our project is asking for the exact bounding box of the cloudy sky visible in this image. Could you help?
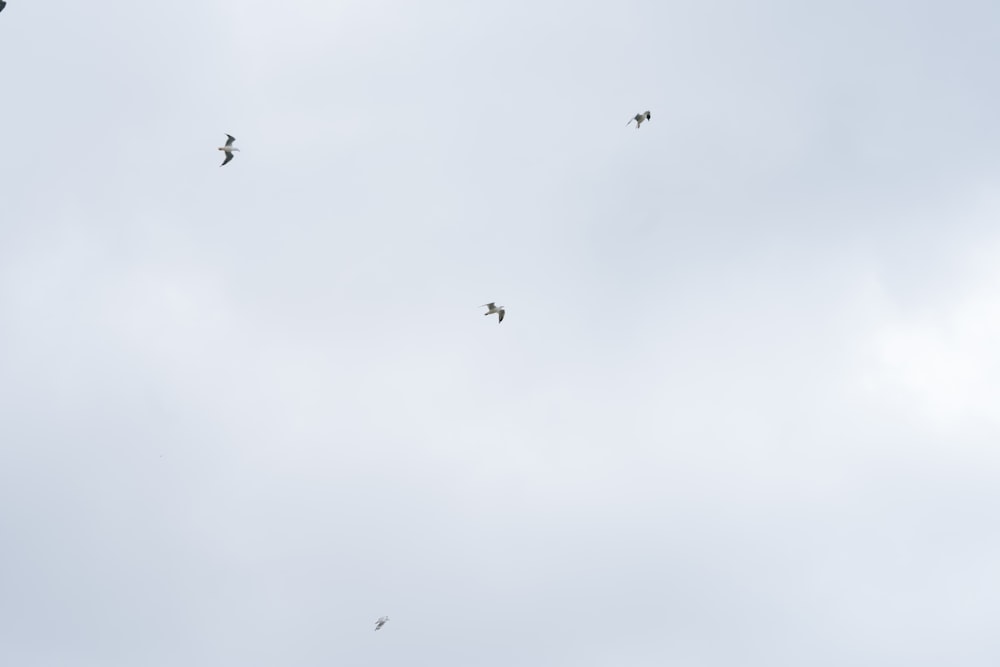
[2,1,999,665]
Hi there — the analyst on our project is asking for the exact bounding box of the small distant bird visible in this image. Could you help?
[627,111,651,128]
[481,302,505,323]
[218,134,240,166]
[375,616,389,631]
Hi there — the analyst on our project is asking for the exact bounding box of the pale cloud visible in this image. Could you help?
[862,191,1000,434]
[2,1,1000,666]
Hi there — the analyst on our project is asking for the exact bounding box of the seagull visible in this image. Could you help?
[218,134,239,166]
[627,111,651,128]
[375,616,389,631]
[481,302,505,323]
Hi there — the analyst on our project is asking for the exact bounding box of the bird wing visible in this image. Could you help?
[220,152,234,166]
[0,1,6,13]
[626,117,635,125]
[481,302,495,310]
[498,309,505,323]
[225,134,236,147]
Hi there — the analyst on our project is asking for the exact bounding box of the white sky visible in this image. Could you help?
[2,1,999,666]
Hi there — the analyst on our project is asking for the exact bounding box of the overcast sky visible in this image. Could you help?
[2,1,1000,665]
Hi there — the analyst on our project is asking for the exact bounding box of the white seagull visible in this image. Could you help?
[627,111,651,128]
[218,134,240,166]
[374,616,390,631]
[481,302,505,323]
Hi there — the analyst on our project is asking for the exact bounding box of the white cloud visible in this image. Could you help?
[3,1,1000,665]
[862,192,1000,434]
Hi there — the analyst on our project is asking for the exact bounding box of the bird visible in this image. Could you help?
[218,134,239,166]
[374,616,389,631]
[627,111,651,128]
[481,302,505,323]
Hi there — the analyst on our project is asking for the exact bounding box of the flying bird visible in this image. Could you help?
[481,302,505,323]
[627,111,651,128]
[375,616,389,631]
[218,134,240,166]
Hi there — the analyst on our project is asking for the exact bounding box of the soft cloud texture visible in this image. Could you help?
[2,1,999,666]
